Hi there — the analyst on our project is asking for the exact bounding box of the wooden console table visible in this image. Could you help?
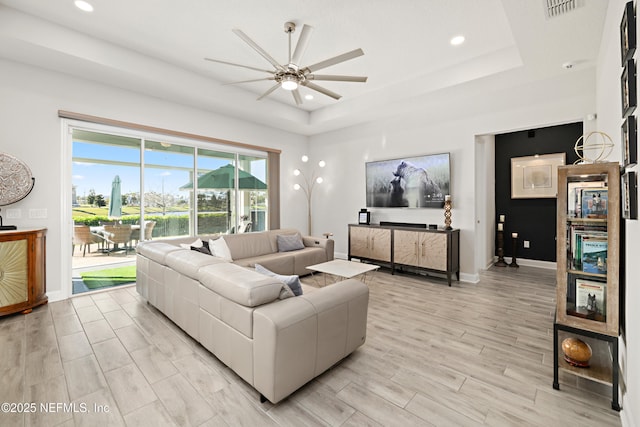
[0,228,47,316]
[348,224,459,285]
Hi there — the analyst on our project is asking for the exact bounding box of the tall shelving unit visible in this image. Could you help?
[553,162,621,411]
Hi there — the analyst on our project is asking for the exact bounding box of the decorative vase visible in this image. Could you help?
[444,195,452,230]
[561,337,592,368]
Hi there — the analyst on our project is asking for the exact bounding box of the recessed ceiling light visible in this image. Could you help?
[304,94,314,100]
[450,35,465,46]
[74,1,94,12]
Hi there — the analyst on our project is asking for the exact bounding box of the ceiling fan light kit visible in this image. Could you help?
[205,21,367,105]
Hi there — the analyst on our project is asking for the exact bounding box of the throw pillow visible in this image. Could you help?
[210,236,233,261]
[191,245,212,255]
[278,283,295,300]
[180,238,203,250]
[277,233,305,252]
[255,263,303,296]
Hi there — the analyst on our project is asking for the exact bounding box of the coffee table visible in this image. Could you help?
[306,259,379,286]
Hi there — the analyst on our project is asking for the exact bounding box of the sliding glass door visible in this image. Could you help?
[72,129,269,240]
[143,140,194,239]
[72,130,141,226]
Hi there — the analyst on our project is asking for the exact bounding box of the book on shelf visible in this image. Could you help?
[580,188,608,219]
[575,278,606,317]
[581,236,608,274]
[568,224,607,269]
[567,181,606,218]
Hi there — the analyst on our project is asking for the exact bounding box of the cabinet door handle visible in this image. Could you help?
[414,242,418,256]
[422,242,426,258]
[371,237,375,250]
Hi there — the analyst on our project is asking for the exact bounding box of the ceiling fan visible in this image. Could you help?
[205,22,367,105]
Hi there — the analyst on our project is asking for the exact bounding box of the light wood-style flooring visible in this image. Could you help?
[0,266,622,426]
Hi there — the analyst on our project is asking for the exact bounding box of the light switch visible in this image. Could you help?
[6,209,21,219]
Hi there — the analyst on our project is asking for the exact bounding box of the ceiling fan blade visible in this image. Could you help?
[307,74,368,82]
[303,48,364,73]
[257,83,281,101]
[223,77,275,85]
[302,81,342,100]
[204,57,273,74]
[232,29,285,72]
[292,89,303,105]
[291,24,314,65]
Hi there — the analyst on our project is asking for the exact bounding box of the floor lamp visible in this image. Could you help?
[293,155,325,236]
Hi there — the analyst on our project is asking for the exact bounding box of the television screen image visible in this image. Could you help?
[366,153,450,208]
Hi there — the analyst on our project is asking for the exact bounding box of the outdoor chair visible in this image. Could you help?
[72,225,104,257]
[102,224,133,255]
[130,220,156,246]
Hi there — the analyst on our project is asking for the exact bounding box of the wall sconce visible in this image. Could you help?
[293,155,325,235]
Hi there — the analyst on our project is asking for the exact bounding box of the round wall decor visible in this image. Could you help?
[0,152,35,206]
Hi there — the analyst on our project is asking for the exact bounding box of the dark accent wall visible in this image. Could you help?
[495,122,582,262]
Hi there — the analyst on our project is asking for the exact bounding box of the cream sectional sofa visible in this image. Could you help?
[156,228,334,276]
[135,229,369,404]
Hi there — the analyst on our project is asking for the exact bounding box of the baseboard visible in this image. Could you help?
[491,256,556,270]
[620,403,633,427]
[460,272,479,283]
[46,290,65,303]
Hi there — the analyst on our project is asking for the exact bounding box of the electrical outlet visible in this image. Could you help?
[6,209,21,219]
[524,240,530,248]
[29,208,47,219]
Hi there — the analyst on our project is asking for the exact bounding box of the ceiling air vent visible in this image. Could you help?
[545,0,582,19]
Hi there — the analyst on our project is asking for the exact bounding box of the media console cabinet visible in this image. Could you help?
[0,228,47,316]
[348,224,460,285]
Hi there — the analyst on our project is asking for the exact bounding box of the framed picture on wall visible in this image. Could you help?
[511,152,566,199]
[621,1,636,65]
[621,59,637,118]
[622,171,638,219]
[622,115,638,167]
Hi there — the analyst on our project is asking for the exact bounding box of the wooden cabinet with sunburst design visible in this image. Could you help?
[0,228,47,316]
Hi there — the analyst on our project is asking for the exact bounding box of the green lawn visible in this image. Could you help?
[80,265,136,289]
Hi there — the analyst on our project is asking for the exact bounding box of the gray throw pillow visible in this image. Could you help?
[255,263,303,296]
[278,284,295,300]
[277,233,305,252]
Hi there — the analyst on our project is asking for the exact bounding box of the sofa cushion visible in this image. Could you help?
[198,262,282,307]
[233,252,295,276]
[222,232,273,260]
[136,242,183,265]
[165,249,225,280]
[276,233,305,252]
[255,264,303,296]
[292,247,330,276]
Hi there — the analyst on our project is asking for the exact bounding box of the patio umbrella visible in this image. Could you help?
[179,164,267,190]
[108,175,122,219]
[179,164,266,232]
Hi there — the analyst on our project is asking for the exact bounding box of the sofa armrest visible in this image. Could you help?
[252,279,368,403]
[302,236,334,261]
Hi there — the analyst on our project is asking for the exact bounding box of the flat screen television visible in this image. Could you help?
[366,152,450,208]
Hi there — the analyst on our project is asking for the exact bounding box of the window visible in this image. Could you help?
[71,128,270,238]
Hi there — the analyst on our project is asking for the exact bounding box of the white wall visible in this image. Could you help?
[597,2,639,426]
[309,67,596,280]
[0,59,308,301]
